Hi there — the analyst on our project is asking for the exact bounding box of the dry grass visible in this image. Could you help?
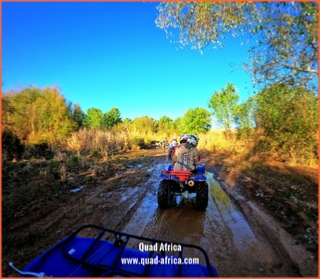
[66,128,129,158]
[63,128,317,167]
[197,130,253,156]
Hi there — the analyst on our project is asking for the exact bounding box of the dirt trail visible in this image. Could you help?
[3,148,318,277]
[104,153,316,277]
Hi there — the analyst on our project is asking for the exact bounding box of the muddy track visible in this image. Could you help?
[96,153,317,277]
[3,150,317,277]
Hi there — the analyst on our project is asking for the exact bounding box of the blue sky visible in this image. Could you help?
[2,2,255,124]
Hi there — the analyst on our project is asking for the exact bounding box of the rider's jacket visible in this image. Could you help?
[172,144,198,171]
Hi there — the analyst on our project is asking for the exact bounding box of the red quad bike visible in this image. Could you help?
[158,165,209,210]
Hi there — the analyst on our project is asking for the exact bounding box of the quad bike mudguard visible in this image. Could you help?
[160,165,206,182]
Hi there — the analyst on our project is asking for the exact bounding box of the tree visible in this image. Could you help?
[208,83,239,138]
[252,84,318,162]
[71,103,85,129]
[2,86,77,144]
[131,116,158,134]
[36,87,77,143]
[2,94,15,131]
[84,108,103,129]
[155,2,318,89]
[173,117,182,133]
[101,107,122,130]
[179,107,211,134]
[157,116,174,132]
[234,98,255,138]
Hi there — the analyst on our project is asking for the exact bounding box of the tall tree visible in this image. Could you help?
[179,107,211,134]
[84,108,103,129]
[101,107,122,130]
[158,116,174,132]
[71,103,85,129]
[35,87,77,142]
[234,98,255,138]
[3,86,77,144]
[253,84,318,162]
[208,83,239,138]
[156,2,318,89]
[2,94,15,131]
[132,116,158,134]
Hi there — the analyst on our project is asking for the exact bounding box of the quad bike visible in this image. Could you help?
[158,165,209,210]
[9,224,218,277]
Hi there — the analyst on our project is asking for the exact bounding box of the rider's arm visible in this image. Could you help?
[172,149,178,163]
[192,149,199,166]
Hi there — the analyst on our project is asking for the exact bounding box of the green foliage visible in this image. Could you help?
[84,108,103,129]
[2,86,77,145]
[2,95,14,131]
[179,107,211,134]
[253,84,318,163]
[158,116,174,132]
[131,116,158,134]
[156,2,318,88]
[27,143,55,160]
[234,98,255,138]
[71,103,85,129]
[208,83,239,137]
[49,159,60,170]
[2,130,25,160]
[69,154,80,166]
[131,137,147,149]
[90,149,102,159]
[101,107,122,130]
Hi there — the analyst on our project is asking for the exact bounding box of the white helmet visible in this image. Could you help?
[179,134,189,143]
[187,134,199,147]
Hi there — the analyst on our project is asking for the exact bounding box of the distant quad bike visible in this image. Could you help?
[158,165,209,210]
[162,141,169,149]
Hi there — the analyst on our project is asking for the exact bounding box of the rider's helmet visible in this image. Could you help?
[187,134,199,147]
[172,136,177,140]
[179,134,189,144]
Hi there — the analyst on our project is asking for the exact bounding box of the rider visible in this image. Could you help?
[169,134,189,160]
[162,138,169,149]
[172,134,199,173]
[167,136,178,159]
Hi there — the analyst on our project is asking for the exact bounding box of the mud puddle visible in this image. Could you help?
[113,158,313,276]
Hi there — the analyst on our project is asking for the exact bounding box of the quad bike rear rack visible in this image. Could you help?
[11,224,218,277]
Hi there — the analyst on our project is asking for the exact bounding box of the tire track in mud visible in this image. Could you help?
[230,197,302,276]
[99,160,168,233]
[211,177,303,276]
[92,154,314,277]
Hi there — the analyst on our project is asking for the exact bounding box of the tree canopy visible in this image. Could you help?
[131,116,158,134]
[84,108,104,129]
[156,2,318,89]
[2,86,78,144]
[208,83,239,137]
[101,107,122,130]
[252,84,318,160]
[179,107,211,134]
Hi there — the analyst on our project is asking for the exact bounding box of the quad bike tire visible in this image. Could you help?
[158,180,172,208]
[195,182,208,210]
